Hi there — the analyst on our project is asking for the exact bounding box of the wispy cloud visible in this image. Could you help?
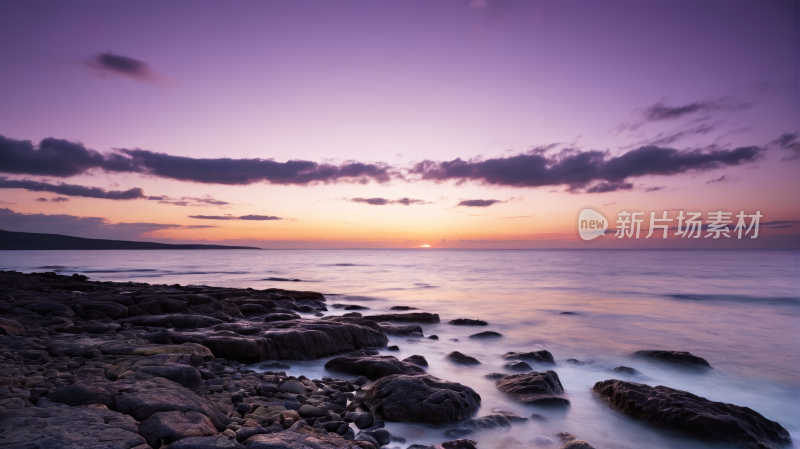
[85,52,164,84]
[189,214,283,221]
[0,177,144,200]
[457,199,504,207]
[350,197,431,205]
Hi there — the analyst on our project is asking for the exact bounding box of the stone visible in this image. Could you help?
[380,323,424,337]
[359,374,481,424]
[264,312,301,322]
[138,410,219,447]
[442,440,478,449]
[503,361,532,371]
[48,382,113,407]
[201,336,275,363]
[469,331,502,339]
[246,424,372,448]
[495,371,570,406]
[403,355,429,366]
[113,386,231,430]
[0,317,25,335]
[448,319,487,326]
[171,435,246,449]
[325,354,425,380]
[592,379,791,449]
[502,350,555,365]
[491,408,529,422]
[611,366,640,376]
[446,414,511,437]
[446,351,481,365]
[0,403,147,449]
[363,313,441,323]
[631,350,712,369]
[280,379,308,394]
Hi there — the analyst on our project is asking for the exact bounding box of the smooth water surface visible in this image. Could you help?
[1,249,798,448]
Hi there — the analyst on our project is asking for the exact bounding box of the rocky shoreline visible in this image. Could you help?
[0,270,792,449]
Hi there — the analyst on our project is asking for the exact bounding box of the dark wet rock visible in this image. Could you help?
[171,435,245,449]
[246,424,371,449]
[592,379,791,449]
[484,373,507,380]
[357,427,391,446]
[469,331,501,339]
[495,371,570,406]
[380,323,424,337]
[632,350,712,369]
[343,312,363,317]
[364,312,441,323]
[446,351,481,365]
[558,312,578,315]
[137,364,204,387]
[428,335,439,340]
[202,336,274,363]
[565,358,592,366]
[264,312,302,322]
[560,440,595,449]
[446,413,511,437]
[387,345,399,351]
[530,413,548,420]
[325,354,425,380]
[48,382,114,407]
[259,361,291,369]
[113,384,231,430]
[345,305,370,310]
[238,304,269,315]
[491,408,529,422]
[139,410,219,447]
[403,355,428,366]
[122,314,227,329]
[502,350,555,365]
[23,301,75,317]
[442,439,478,449]
[0,317,25,335]
[0,402,147,448]
[448,318,487,326]
[358,374,481,424]
[390,306,417,311]
[611,366,640,376]
[503,361,532,371]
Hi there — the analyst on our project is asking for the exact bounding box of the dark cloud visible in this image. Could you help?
[52,197,70,202]
[0,135,133,177]
[411,145,763,193]
[238,215,282,221]
[644,186,665,192]
[0,134,393,186]
[641,99,752,122]
[153,196,231,207]
[86,52,160,83]
[0,207,207,240]
[350,197,430,205]
[189,214,282,221]
[117,148,393,185]
[457,199,503,207]
[771,133,800,161]
[0,177,144,200]
[706,174,729,184]
[35,197,48,202]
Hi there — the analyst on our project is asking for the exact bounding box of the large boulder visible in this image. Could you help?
[138,411,218,447]
[113,386,230,431]
[446,351,481,365]
[448,318,487,326]
[592,379,791,449]
[325,354,425,380]
[48,382,113,407]
[0,403,147,449]
[632,350,712,369]
[502,350,555,365]
[495,371,570,406]
[201,336,275,363]
[0,317,25,335]
[359,374,481,424]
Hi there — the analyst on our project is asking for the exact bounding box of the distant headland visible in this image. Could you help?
[0,229,260,250]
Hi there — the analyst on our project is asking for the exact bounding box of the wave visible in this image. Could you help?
[666,294,800,307]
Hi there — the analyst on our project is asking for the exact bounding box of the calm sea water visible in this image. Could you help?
[1,249,798,448]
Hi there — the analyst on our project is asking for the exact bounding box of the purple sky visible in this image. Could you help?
[0,0,798,248]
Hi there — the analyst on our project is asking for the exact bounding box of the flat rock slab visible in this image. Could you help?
[325,354,425,380]
[363,313,441,323]
[495,371,570,406]
[359,374,481,424]
[502,350,555,365]
[246,424,372,448]
[632,350,712,369]
[0,403,147,449]
[592,379,791,449]
[113,386,230,431]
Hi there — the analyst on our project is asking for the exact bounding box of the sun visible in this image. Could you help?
[420,244,431,248]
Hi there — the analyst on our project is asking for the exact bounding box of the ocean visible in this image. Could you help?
[1,249,798,448]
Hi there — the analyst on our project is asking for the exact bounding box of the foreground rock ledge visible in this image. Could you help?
[592,379,791,449]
